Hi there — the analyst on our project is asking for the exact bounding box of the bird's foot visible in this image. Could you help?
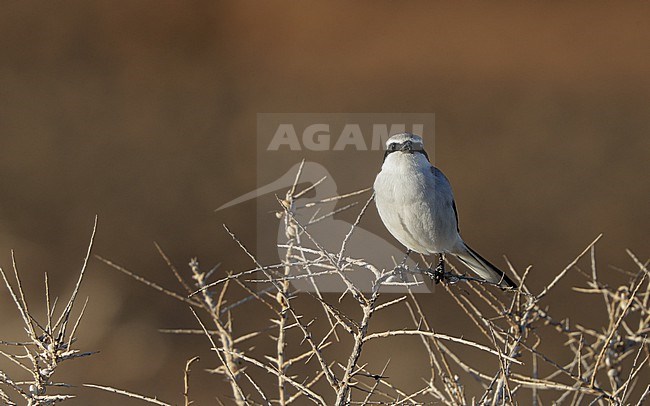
[429,266,444,284]
[422,264,444,284]
[424,254,459,285]
[425,267,462,285]
[432,253,445,284]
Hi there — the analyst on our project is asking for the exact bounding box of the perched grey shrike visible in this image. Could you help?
[373,133,517,289]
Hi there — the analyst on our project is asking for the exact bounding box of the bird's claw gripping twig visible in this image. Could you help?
[430,253,445,284]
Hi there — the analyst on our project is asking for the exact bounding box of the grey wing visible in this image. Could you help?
[431,165,460,233]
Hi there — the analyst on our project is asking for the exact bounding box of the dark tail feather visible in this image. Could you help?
[454,243,518,289]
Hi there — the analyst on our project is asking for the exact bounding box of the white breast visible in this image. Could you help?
[373,152,460,254]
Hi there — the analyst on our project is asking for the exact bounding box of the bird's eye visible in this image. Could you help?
[388,143,397,151]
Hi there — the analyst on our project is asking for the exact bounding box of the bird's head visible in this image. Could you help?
[383,133,428,162]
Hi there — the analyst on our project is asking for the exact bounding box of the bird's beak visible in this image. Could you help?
[400,140,413,152]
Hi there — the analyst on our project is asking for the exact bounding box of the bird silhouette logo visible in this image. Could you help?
[217,161,430,293]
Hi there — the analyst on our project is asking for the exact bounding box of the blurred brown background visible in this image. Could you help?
[1,1,649,404]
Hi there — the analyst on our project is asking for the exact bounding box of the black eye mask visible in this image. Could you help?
[383,142,429,162]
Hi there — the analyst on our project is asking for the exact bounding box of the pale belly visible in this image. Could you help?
[374,169,459,254]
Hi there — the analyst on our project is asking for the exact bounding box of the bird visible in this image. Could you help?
[373,132,517,289]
